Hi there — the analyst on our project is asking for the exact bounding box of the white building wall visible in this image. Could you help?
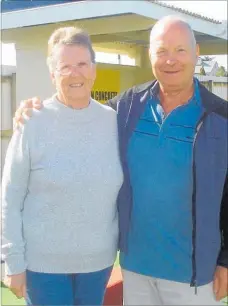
[1,66,16,176]
[1,79,13,130]
[1,46,55,174]
[16,47,55,106]
[1,79,13,175]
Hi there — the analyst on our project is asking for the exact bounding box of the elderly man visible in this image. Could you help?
[13,16,227,305]
[108,16,228,305]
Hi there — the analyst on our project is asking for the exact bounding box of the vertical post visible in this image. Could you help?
[208,79,213,92]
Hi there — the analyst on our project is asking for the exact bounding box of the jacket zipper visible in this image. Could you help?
[190,112,208,294]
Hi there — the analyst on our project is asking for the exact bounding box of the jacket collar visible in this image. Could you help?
[133,78,228,118]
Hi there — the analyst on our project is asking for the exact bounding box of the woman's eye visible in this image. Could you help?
[58,65,68,71]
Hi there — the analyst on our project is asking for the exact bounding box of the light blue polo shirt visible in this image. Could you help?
[121,80,203,283]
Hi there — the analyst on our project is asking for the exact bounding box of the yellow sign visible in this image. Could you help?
[92,69,120,104]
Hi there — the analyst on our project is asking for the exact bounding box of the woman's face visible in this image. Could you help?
[51,44,96,104]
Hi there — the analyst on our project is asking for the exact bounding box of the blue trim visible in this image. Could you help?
[1,0,80,12]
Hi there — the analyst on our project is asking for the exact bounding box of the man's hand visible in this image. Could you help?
[213,266,228,301]
[13,97,42,129]
[4,272,26,299]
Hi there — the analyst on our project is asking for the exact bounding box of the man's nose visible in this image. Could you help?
[166,56,177,65]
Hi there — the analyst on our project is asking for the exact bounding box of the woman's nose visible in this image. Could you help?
[69,66,81,76]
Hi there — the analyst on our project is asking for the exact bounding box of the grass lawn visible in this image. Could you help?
[114,252,120,267]
[1,282,25,306]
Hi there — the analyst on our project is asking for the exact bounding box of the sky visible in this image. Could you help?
[1,0,228,67]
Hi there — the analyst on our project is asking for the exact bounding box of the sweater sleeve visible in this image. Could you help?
[2,127,30,275]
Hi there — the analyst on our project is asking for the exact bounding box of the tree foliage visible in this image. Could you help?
[216,66,227,77]
[200,67,206,75]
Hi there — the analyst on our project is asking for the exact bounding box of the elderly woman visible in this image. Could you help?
[2,27,123,305]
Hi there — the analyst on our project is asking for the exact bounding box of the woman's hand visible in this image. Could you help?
[4,272,27,299]
[13,97,42,129]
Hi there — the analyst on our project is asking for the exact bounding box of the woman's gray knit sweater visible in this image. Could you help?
[2,96,123,275]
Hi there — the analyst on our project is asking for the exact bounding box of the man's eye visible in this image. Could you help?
[78,62,87,68]
[178,49,185,52]
[157,50,166,55]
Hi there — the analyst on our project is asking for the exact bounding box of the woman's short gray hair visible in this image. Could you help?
[47,26,96,72]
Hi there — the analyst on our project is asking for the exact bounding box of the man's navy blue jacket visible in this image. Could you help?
[107,79,228,286]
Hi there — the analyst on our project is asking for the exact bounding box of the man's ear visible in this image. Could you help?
[148,48,152,64]
[196,44,200,58]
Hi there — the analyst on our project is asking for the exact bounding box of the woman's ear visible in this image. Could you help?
[50,72,56,86]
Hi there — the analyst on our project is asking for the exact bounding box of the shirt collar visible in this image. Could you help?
[192,78,202,106]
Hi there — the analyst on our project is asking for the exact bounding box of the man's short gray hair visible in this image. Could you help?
[47,26,96,72]
[150,15,196,49]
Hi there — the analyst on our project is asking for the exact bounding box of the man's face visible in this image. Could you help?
[51,44,96,102]
[149,23,199,90]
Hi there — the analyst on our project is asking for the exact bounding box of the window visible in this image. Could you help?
[95,52,136,66]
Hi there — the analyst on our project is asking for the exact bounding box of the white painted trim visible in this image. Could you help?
[2,0,227,40]
[2,1,131,29]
